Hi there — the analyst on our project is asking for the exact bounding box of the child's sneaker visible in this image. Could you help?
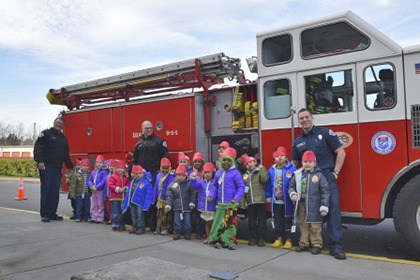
[295,245,309,252]
[214,242,222,249]
[173,233,181,240]
[136,229,144,235]
[257,239,266,247]
[75,219,82,223]
[160,230,168,235]
[311,246,321,255]
[248,239,257,246]
[228,243,237,250]
[272,240,283,248]
[129,227,137,234]
[283,240,293,249]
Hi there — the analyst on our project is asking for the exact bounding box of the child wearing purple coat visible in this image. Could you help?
[189,162,217,244]
[153,158,175,235]
[88,155,108,223]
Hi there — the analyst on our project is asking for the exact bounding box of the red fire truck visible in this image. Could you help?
[47,11,420,256]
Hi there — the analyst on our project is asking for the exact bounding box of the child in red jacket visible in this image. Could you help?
[107,160,129,232]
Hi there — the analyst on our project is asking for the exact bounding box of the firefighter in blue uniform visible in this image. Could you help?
[34,117,74,222]
[292,108,347,260]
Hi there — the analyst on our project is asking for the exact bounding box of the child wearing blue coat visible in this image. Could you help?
[122,165,153,235]
[266,146,297,249]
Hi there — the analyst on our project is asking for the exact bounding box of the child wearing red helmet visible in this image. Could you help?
[107,160,129,232]
[190,162,217,244]
[88,155,108,223]
[289,150,330,255]
[122,165,153,235]
[165,165,197,240]
[153,158,175,235]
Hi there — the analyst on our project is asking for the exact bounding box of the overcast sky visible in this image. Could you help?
[1,0,419,132]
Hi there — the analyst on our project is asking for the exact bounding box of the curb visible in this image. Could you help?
[0,177,40,184]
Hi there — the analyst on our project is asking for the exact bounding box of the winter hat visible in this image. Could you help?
[219,141,229,149]
[108,159,117,167]
[73,158,81,166]
[175,165,187,176]
[221,147,237,160]
[302,150,316,162]
[131,165,145,174]
[240,154,248,165]
[178,152,189,162]
[96,155,104,163]
[202,162,216,173]
[125,152,133,163]
[242,155,256,166]
[273,146,287,158]
[81,159,90,166]
[160,157,171,167]
[116,160,126,169]
[193,152,204,163]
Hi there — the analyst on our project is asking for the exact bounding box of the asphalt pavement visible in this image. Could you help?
[1,178,420,280]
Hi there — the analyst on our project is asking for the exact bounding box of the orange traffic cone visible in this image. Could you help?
[15,177,28,200]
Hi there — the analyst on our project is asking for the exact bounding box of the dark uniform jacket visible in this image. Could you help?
[132,133,168,172]
[33,127,73,169]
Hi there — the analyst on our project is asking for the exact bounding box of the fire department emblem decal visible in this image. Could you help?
[371,131,396,155]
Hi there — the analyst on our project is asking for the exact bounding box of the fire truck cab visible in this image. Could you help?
[257,11,420,256]
[48,11,420,256]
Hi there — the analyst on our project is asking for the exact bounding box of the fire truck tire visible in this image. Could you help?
[393,176,420,258]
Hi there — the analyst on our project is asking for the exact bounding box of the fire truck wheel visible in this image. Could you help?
[393,176,420,258]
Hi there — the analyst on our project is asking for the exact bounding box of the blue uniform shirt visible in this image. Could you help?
[292,126,342,170]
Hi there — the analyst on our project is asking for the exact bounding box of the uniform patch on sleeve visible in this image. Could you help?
[328,129,336,136]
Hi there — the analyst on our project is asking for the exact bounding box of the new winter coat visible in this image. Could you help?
[69,169,91,198]
[190,178,217,213]
[209,156,245,203]
[107,172,129,201]
[288,167,330,223]
[88,168,108,192]
[122,177,153,212]
[152,171,175,203]
[265,161,297,217]
[166,180,197,212]
[242,166,268,205]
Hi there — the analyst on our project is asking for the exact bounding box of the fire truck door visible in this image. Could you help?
[355,57,407,218]
[259,74,298,166]
[296,64,362,213]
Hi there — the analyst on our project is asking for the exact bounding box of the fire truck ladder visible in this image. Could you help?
[46,53,242,112]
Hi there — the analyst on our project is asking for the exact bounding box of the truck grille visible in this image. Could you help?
[412,105,420,148]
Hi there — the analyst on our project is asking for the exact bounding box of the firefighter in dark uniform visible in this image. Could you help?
[34,117,74,222]
[291,108,347,260]
[132,120,169,231]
